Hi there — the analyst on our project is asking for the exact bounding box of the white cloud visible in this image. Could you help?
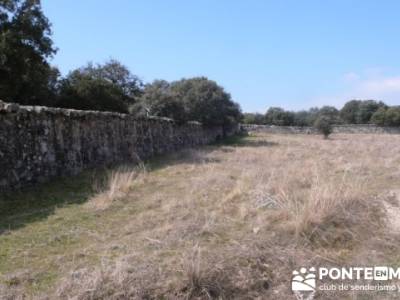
[359,76,400,94]
[311,70,400,109]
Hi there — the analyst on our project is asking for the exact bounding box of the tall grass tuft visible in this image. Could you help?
[87,163,146,210]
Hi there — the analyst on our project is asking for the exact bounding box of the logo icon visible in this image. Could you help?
[292,267,316,300]
[292,267,316,291]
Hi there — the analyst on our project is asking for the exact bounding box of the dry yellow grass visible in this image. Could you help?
[1,133,400,299]
[86,163,146,211]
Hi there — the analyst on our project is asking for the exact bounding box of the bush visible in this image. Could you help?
[314,116,333,139]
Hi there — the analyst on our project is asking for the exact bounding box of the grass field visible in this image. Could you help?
[1,132,400,299]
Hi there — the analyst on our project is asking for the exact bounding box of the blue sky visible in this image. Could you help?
[42,0,400,112]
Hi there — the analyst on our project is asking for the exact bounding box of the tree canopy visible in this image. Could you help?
[264,107,294,126]
[242,112,265,124]
[0,0,57,105]
[170,77,242,127]
[371,106,400,126]
[134,77,242,127]
[340,100,386,124]
[131,80,187,124]
[249,100,400,127]
[56,61,143,113]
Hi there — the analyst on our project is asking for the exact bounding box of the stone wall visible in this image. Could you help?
[332,124,400,134]
[240,124,400,134]
[241,124,318,134]
[0,101,229,190]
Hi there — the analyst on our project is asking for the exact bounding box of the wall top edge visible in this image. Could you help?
[0,100,204,126]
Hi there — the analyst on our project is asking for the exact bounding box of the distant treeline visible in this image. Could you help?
[243,100,400,127]
[0,1,242,128]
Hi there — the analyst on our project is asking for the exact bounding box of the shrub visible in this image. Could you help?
[314,115,333,138]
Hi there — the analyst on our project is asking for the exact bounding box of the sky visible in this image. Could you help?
[42,0,400,113]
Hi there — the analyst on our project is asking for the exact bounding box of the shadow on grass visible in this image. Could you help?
[0,134,276,235]
[148,134,278,171]
[146,147,222,172]
[0,170,98,235]
[213,133,279,148]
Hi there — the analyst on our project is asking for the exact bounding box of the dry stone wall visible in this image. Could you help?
[241,124,400,134]
[0,101,229,190]
[241,124,317,134]
[332,124,400,134]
